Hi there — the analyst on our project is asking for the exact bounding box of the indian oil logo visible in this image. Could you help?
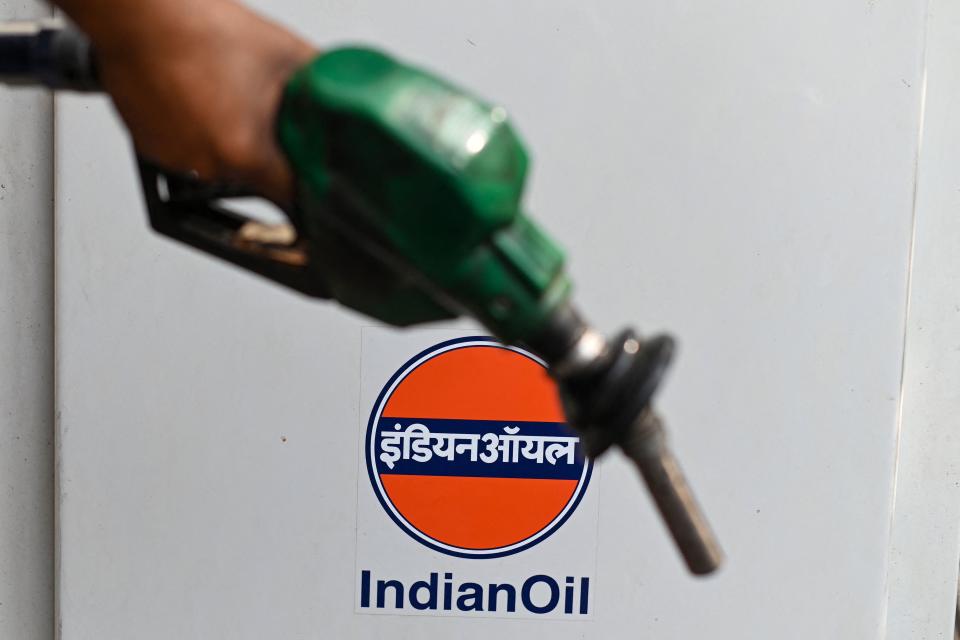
[365,337,593,558]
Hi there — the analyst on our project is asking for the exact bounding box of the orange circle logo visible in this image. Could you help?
[366,338,592,558]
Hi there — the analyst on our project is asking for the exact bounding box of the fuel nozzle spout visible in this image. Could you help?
[621,409,724,575]
[529,306,724,576]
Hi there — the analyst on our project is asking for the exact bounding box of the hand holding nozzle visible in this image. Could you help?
[0,21,723,576]
[0,12,313,206]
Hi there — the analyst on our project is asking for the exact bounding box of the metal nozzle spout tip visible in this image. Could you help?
[622,412,724,576]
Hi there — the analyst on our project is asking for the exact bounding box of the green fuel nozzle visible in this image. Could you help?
[0,25,723,576]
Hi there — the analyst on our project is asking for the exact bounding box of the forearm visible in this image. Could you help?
[56,0,219,49]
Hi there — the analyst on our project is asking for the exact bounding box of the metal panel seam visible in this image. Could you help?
[880,1,932,636]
